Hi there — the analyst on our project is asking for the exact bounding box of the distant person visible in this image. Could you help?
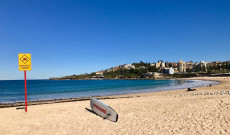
[187,88,196,91]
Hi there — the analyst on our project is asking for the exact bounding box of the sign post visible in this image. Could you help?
[24,71,27,112]
[18,53,31,112]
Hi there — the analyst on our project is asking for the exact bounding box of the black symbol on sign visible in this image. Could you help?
[20,55,30,64]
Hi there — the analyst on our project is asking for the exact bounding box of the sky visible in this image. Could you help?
[0,0,230,80]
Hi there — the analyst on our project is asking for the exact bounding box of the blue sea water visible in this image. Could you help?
[0,79,219,103]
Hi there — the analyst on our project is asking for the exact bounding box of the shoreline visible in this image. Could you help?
[0,77,222,108]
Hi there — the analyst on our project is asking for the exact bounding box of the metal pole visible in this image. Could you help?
[24,71,27,112]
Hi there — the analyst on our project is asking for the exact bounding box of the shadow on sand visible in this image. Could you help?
[85,108,97,115]
[16,107,25,110]
[85,108,108,120]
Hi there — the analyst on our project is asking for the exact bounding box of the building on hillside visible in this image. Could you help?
[150,63,155,66]
[155,61,165,69]
[155,63,161,69]
[174,68,179,73]
[198,61,209,72]
[171,62,178,68]
[186,61,194,70]
[124,64,135,69]
[165,62,169,67]
[163,67,175,74]
[193,62,199,72]
[153,72,161,78]
[96,71,104,75]
[112,66,120,71]
[178,60,187,73]
[161,62,165,68]
[213,61,221,64]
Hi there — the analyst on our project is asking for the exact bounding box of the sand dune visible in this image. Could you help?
[0,77,230,135]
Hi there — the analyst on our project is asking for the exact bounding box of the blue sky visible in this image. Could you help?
[0,0,230,80]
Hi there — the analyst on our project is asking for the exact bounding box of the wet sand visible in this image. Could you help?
[0,77,229,135]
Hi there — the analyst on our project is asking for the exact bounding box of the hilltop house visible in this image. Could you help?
[123,64,135,69]
[96,71,104,75]
[163,67,175,74]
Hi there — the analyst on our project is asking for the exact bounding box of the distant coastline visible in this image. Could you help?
[50,72,230,80]
[50,60,230,80]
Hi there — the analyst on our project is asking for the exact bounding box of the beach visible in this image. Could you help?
[0,77,230,135]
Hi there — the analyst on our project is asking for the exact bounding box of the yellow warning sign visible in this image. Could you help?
[18,53,31,71]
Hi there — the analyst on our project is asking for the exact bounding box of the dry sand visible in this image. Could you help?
[0,77,230,135]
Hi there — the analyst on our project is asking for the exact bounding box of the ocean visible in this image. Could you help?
[0,79,219,103]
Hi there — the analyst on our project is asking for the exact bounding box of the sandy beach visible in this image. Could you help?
[0,77,230,135]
